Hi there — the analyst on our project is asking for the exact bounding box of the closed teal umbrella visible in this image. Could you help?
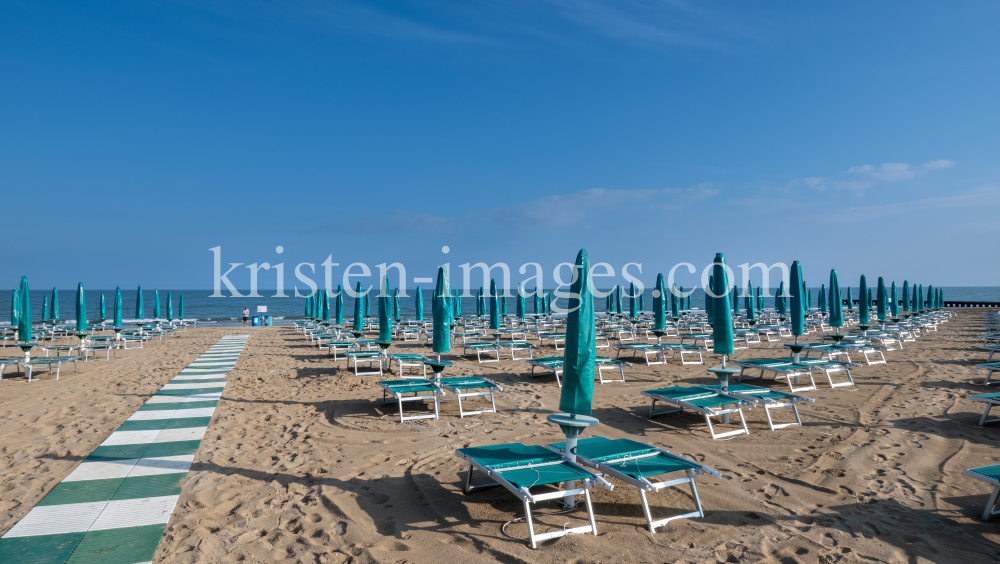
[393,288,400,321]
[918,284,924,313]
[114,287,123,327]
[18,277,31,342]
[807,289,812,309]
[378,276,392,341]
[533,291,539,315]
[670,284,679,318]
[11,289,19,332]
[336,286,344,324]
[153,290,160,320]
[415,286,424,321]
[614,285,622,314]
[846,287,853,311]
[733,283,740,315]
[516,283,525,319]
[901,281,910,314]
[745,281,756,322]
[867,288,873,312]
[756,286,762,312]
[654,274,666,330]
[179,294,184,319]
[304,297,310,318]
[911,284,918,312]
[639,291,644,313]
[75,283,87,332]
[927,285,934,310]
[101,293,107,321]
[605,292,611,312]
[547,292,552,314]
[629,283,637,318]
[364,292,371,317]
[135,286,144,321]
[51,288,58,321]
[559,249,596,416]
[324,291,331,321]
[876,277,887,321]
[711,254,734,355]
[452,289,460,318]
[679,287,685,311]
[819,285,826,313]
[353,282,363,331]
[776,281,787,316]
[501,289,508,317]
[890,282,899,318]
[432,265,452,357]
[166,293,172,321]
[42,296,48,322]
[829,270,843,329]
[859,275,869,324]
[790,261,805,341]
[477,287,484,316]
[489,279,499,329]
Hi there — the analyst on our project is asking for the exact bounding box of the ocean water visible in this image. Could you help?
[3,287,997,327]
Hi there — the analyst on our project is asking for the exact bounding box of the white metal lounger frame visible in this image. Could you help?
[978,364,1000,386]
[379,381,440,422]
[437,378,503,417]
[389,355,428,377]
[456,450,609,549]
[548,443,720,533]
[714,388,815,431]
[795,359,857,389]
[970,394,1000,425]
[463,343,500,363]
[613,343,665,365]
[642,389,754,440]
[661,344,704,365]
[735,362,818,393]
[963,467,1000,521]
[499,341,535,360]
[23,356,80,382]
[346,351,384,376]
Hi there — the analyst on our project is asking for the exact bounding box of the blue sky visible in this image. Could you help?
[2,1,998,292]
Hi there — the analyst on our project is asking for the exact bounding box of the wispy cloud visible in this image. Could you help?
[815,185,999,224]
[798,159,956,194]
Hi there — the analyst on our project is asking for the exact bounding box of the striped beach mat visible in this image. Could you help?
[0,335,248,564]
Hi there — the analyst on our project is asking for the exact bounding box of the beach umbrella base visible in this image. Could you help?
[376,340,393,366]
[546,413,600,509]
[783,344,806,363]
[707,367,741,424]
[652,330,667,345]
[425,360,452,382]
[17,342,38,362]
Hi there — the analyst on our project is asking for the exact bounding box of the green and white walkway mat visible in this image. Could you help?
[0,335,248,564]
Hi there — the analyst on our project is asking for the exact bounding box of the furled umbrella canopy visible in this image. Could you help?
[654,273,666,330]
[756,286,762,312]
[516,283,525,319]
[876,277,887,321]
[745,281,756,322]
[51,288,59,321]
[336,286,344,324]
[711,254,734,356]
[559,249,596,415]
[776,281,787,316]
[629,282,637,318]
[489,279,499,329]
[135,286,144,321]
[846,287,853,311]
[153,290,161,320]
[304,297,310,318]
[890,282,899,318]
[501,290,508,317]
[927,285,934,309]
[18,277,31,342]
[353,282,364,331]
[11,289,19,333]
[917,285,924,313]
[546,292,552,314]
[790,261,805,339]
[828,270,844,329]
[614,285,622,314]
[179,294,184,319]
[819,285,826,313]
[671,284,679,318]
[533,291,539,315]
[323,291,331,321]
[75,283,87,332]
[364,292,371,317]
[432,265,452,355]
[100,293,107,321]
[901,281,910,313]
[452,289,460,318]
[414,286,424,321]
[733,284,740,314]
[378,276,392,341]
[42,296,48,321]
[859,275,869,324]
[114,287,123,327]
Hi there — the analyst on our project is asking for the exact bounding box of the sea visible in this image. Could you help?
[3,287,997,328]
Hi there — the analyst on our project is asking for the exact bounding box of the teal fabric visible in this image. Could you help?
[101,293,107,320]
[432,265,452,354]
[153,289,160,319]
[745,281,755,321]
[11,289,18,329]
[336,285,344,324]
[615,284,622,314]
[18,278,31,342]
[499,464,592,489]
[378,276,392,341]
[42,295,48,321]
[859,275,870,324]
[776,281,787,315]
[533,292,539,314]
[516,283,525,319]
[969,464,1000,481]
[559,249,596,416]
[876,277,887,321]
[76,282,87,332]
[711,253,734,355]
[179,294,184,319]
[135,286,143,321]
[393,288,400,321]
[654,273,665,330]
[364,291,371,317]
[489,279,499,329]
[890,282,899,317]
[51,287,59,320]
[670,283,679,318]
[629,282,637,318]
[828,270,843,328]
[901,281,909,312]
[353,281,363,331]
[459,443,561,469]
[114,287,123,326]
[845,287,852,311]
[733,284,740,314]
[415,286,423,321]
[790,261,804,337]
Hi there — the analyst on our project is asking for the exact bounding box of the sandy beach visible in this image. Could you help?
[1,312,998,563]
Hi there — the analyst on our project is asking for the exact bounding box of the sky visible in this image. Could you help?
[2,1,998,293]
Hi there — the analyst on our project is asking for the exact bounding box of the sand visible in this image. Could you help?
[2,312,999,563]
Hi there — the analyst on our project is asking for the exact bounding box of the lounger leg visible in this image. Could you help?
[490,391,497,414]
[792,403,803,426]
[584,488,598,536]
[980,403,994,427]
[987,369,996,386]
[984,486,1000,521]
[688,469,705,518]
[738,409,749,435]
[763,406,776,431]
[638,489,656,532]
[464,464,475,494]
[524,499,537,549]
[705,414,717,440]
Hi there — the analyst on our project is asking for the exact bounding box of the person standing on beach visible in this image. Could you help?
[242,307,250,326]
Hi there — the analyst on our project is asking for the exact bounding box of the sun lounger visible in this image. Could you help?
[525,356,630,386]
[345,350,384,376]
[977,362,1000,386]
[964,464,1000,520]
[23,355,79,382]
[538,332,566,349]
[680,333,713,350]
[704,384,814,431]
[614,343,666,365]
[793,358,857,388]
[455,442,610,548]
[732,359,817,393]
[642,386,753,439]
[661,343,705,365]
[498,340,535,360]
[378,379,440,422]
[463,342,500,363]
[83,342,116,361]
[436,376,503,417]
[982,345,1000,362]
[0,358,22,379]
[324,341,357,360]
[969,392,1000,426]
[547,436,719,532]
[388,353,427,377]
